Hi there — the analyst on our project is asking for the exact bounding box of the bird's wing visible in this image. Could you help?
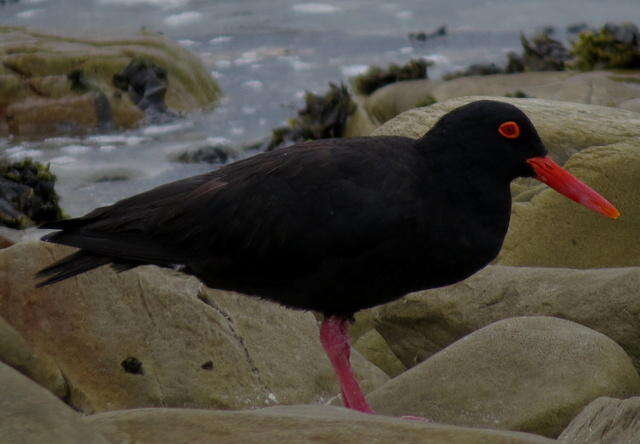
[42,138,424,272]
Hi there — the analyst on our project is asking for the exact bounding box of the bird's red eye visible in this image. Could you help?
[498,121,520,139]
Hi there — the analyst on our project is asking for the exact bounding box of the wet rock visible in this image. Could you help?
[268,83,356,150]
[370,265,640,372]
[408,26,447,43]
[368,317,640,438]
[0,241,387,413]
[0,158,64,229]
[84,404,554,444]
[0,361,108,444]
[352,59,431,96]
[0,26,219,138]
[558,396,640,443]
[113,58,177,123]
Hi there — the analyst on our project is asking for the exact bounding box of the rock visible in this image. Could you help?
[372,96,640,164]
[0,158,64,229]
[352,328,406,378]
[84,404,554,444]
[368,317,640,438]
[0,316,67,398]
[0,26,219,138]
[558,396,640,443]
[499,141,640,268]
[0,241,387,413]
[0,362,108,444]
[354,71,640,134]
[371,265,640,371]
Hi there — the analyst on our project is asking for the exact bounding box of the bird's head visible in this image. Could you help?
[425,100,620,219]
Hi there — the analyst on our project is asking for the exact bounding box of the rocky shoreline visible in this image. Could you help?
[2,23,640,444]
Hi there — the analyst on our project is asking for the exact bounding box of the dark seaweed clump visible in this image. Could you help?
[352,59,432,96]
[267,83,356,151]
[444,28,569,80]
[0,158,64,229]
[571,22,640,70]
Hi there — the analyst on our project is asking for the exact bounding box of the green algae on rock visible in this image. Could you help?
[0,26,220,138]
[0,158,64,229]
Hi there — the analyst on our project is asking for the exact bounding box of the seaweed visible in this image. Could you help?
[352,59,431,96]
[570,23,640,70]
[0,158,64,229]
[267,83,356,151]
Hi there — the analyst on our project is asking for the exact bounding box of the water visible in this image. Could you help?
[2,0,640,215]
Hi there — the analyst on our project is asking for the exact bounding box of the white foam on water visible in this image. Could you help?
[209,36,233,45]
[241,106,257,115]
[8,149,42,160]
[142,122,192,136]
[234,51,260,65]
[290,59,314,71]
[98,0,189,9]
[61,144,90,154]
[164,11,203,27]
[44,136,81,145]
[206,136,231,146]
[50,156,76,165]
[423,53,450,64]
[242,80,264,90]
[230,127,245,136]
[340,64,368,77]
[124,136,148,146]
[396,10,413,19]
[292,3,339,14]
[400,46,414,54]
[99,145,118,152]
[215,60,232,69]
[16,9,44,19]
[178,39,197,47]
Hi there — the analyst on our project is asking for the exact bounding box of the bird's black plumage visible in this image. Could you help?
[37,100,546,316]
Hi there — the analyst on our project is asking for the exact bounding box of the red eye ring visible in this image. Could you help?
[498,121,520,139]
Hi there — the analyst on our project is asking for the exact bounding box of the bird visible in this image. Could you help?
[35,100,619,414]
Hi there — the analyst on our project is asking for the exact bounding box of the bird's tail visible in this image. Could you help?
[35,251,111,288]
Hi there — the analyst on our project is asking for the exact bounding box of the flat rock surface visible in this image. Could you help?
[84,404,555,444]
[368,316,640,438]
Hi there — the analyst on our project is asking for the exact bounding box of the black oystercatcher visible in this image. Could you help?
[35,100,619,414]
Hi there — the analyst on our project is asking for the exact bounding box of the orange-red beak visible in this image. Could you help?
[527,156,620,219]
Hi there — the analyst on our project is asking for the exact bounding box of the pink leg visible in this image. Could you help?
[320,316,374,414]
